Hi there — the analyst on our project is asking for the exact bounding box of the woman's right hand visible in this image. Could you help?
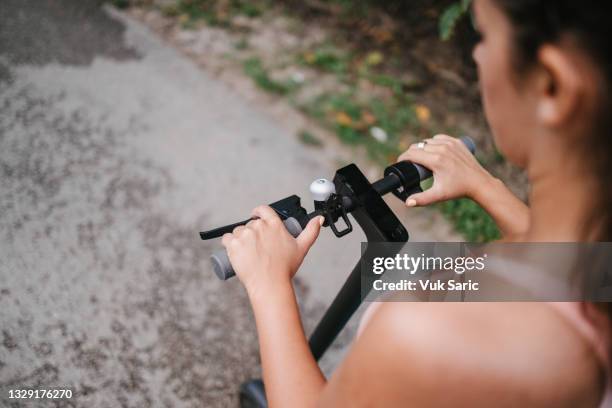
[397,134,493,207]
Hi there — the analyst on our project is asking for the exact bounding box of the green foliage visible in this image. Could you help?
[439,0,472,41]
[438,198,501,242]
[172,0,220,26]
[110,0,130,9]
[299,46,350,75]
[243,58,295,95]
[368,97,417,136]
[301,91,418,165]
[168,0,264,27]
[477,149,506,168]
[298,130,323,147]
[368,73,405,95]
[232,0,263,17]
[328,94,362,121]
[493,149,506,164]
[327,0,371,18]
[324,93,364,144]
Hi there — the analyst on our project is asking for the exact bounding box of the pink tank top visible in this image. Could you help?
[549,302,612,407]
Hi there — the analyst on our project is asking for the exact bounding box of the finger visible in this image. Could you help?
[434,134,469,151]
[403,140,457,160]
[433,134,455,142]
[251,205,280,222]
[405,188,443,207]
[434,134,460,143]
[296,216,324,254]
[405,140,445,155]
[423,138,453,147]
[221,233,233,248]
[232,225,246,236]
[418,143,452,155]
[408,141,426,150]
[397,148,441,169]
[246,218,262,228]
[420,138,445,146]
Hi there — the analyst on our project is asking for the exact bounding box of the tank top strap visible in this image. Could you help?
[547,302,612,407]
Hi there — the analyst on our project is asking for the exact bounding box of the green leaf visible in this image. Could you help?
[439,0,472,41]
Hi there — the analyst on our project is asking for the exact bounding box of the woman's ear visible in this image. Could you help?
[534,43,585,129]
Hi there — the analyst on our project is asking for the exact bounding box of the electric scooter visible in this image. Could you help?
[200,137,475,407]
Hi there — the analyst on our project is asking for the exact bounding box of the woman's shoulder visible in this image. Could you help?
[322,302,603,407]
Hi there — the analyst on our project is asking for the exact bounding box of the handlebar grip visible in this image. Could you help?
[211,217,304,280]
[413,136,476,180]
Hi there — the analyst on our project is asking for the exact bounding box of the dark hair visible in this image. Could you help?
[493,0,612,241]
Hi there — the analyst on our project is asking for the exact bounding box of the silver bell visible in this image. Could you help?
[310,178,335,202]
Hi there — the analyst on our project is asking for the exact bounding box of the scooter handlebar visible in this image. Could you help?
[209,136,476,280]
[210,217,303,280]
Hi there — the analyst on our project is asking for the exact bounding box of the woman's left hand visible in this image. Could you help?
[222,205,324,299]
[397,134,491,207]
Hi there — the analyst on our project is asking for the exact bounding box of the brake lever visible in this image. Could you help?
[199,217,257,240]
[199,195,310,242]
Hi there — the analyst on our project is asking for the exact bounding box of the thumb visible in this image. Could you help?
[296,216,323,254]
[405,188,441,207]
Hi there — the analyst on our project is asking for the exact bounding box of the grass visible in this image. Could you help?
[368,73,405,95]
[298,130,323,147]
[171,1,222,27]
[299,46,350,75]
[243,58,296,95]
[163,0,265,27]
[301,90,419,165]
[439,199,501,242]
[235,1,263,17]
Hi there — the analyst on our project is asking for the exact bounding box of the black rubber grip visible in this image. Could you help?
[211,217,303,280]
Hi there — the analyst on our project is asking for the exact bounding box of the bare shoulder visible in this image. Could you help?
[320,302,603,407]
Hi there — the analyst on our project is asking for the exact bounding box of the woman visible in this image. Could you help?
[222,0,612,406]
